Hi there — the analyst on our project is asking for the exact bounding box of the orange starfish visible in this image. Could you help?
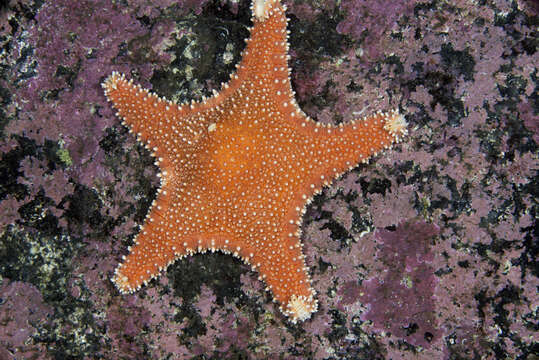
[102,0,407,322]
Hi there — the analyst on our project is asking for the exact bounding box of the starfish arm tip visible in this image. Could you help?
[286,294,318,323]
[112,268,137,294]
[253,0,280,21]
[383,110,408,138]
[102,72,127,93]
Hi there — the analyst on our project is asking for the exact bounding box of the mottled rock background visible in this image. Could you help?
[0,0,537,359]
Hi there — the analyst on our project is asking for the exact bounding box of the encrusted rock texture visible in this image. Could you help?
[0,0,537,359]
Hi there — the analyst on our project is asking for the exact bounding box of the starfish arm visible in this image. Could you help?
[112,183,238,293]
[111,189,182,293]
[240,1,288,76]
[102,72,220,162]
[250,226,318,323]
[330,108,407,162]
[112,229,240,294]
[233,1,296,110]
[297,110,408,191]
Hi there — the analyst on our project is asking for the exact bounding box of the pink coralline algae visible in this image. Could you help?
[0,0,537,359]
[0,281,52,359]
[336,0,416,60]
[359,221,441,348]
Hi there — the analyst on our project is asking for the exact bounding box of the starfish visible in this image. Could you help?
[102,0,407,323]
